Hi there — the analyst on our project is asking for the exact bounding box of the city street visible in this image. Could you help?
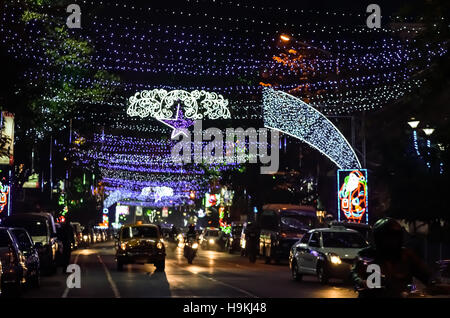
[24,242,355,298]
[1,0,449,306]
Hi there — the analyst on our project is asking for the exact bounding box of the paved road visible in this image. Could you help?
[23,241,356,298]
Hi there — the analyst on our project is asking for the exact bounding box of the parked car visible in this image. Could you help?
[435,260,450,284]
[0,260,2,297]
[115,224,165,271]
[259,204,318,264]
[289,225,368,284]
[10,227,40,288]
[3,213,60,273]
[0,227,27,296]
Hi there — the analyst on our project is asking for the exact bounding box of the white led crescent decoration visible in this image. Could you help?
[263,88,362,170]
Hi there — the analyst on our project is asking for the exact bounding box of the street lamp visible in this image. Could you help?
[407,118,420,129]
[422,128,435,136]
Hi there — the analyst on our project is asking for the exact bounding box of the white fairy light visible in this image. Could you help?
[127,89,231,120]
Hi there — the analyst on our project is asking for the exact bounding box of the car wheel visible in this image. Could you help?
[317,263,329,284]
[155,259,165,272]
[3,276,22,298]
[292,262,303,282]
[117,260,124,271]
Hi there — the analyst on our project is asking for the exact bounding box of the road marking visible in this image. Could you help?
[97,254,121,298]
[196,273,258,298]
[166,258,258,298]
[62,253,80,298]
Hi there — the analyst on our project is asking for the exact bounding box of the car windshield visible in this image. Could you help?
[5,218,48,237]
[11,229,33,250]
[322,232,367,248]
[281,216,314,233]
[125,226,158,239]
[207,230,219,237]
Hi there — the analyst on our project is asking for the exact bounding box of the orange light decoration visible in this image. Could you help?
[280,34,291,42]
[338,170,368,224]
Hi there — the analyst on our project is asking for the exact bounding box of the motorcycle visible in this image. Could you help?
[184,237,199,264]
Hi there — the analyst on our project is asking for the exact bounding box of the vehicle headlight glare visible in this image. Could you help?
[192,243,199,249]
[157,242,163,249]
[209,239,215,244]
[329,254,342,265]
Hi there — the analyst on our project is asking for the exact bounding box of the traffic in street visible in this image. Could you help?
[23,240,355,298]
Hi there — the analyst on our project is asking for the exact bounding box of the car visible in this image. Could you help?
[0,227,28,296]
[259,204,318,264]
[79,228,92,248]
[226,222,244,254]
[289,225,368,284]
[115,224,166,272]
[10,227,40,288]
[3,213,60,273]
[0,260,2,297]
[70,222,83,249]
[200,228,222,250]
[435,260,450,284]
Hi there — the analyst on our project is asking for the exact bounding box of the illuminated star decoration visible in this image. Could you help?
[156,104,194,139]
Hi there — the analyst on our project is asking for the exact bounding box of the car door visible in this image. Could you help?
[295,232,311,272]
[0,230,12,271]
[302,232,321,273]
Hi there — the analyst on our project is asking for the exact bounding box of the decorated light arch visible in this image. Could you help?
[262,87,361,170]
[263,88,367,223]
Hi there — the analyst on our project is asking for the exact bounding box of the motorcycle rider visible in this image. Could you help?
[186,223,197,240]
[352,217,450,297]
[184,224,198,264]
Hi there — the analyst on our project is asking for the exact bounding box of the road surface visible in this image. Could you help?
[23,241,356,298]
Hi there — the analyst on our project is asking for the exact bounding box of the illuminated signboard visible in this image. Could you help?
[0,112,14,165]
[337,169,368,224]
[116,205,129,215]
[204,193,221,208]
[0,181,10,215]
[162,207,169,218]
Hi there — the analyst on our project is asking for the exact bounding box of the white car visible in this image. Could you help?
[289,226,368,284]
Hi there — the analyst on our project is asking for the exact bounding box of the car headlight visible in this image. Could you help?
[83,235,88,240]
[209,239,215,244]
[156,242,163,249]
[329,253,342,265]
[120,242,127,250]
[192,243,199,249]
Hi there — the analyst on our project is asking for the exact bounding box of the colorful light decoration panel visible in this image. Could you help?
[0,182,10,214]
[337,169,368,224]
[263,88,361,169]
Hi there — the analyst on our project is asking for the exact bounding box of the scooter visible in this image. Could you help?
[184,237,199,264]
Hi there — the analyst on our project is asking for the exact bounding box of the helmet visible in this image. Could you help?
[373,217,403,250]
